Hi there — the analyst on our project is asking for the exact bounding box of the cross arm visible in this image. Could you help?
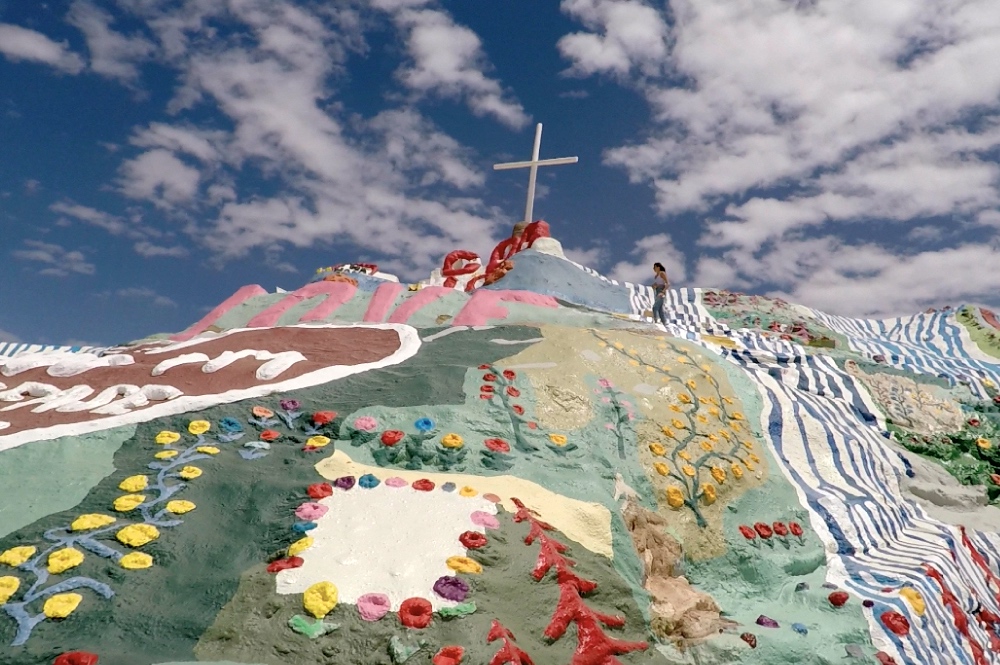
[493,156,579,171]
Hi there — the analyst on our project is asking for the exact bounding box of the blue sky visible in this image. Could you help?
[1,0,999,346]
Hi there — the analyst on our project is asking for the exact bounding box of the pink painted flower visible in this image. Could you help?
[471,511,500,529]
[598,378,613,388]
[357,593,391,622]
[295,502,329,521]
[354,416,378,432]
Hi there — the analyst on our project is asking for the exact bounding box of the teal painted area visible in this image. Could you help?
[156,662,264,665]
[324,289,373,323]
[403,290,470,327]
[211,293,285,330]
[500,299,620,328]
[274,293,326,326]
[0,426,133,539]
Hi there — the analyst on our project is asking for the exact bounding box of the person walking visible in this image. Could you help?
[651,262,670,324]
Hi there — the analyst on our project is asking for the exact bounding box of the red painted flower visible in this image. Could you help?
[753,522,773,539]
[502,369,516,380]
[412,479,435,492]
[772,522,788,537]
[399,597,433,629]
[738,525,757,540]
[478,364,490,370]
[828,591,849,607]
[788,521,804,537]
[991,474,1000,485]
[307,483,333,499]
[512,405,524,415]
[459,531,488,549]
[875,652,900,665]
[267,556,304,573]
[54,653,99,665]
[312,411,336,425]
[480,385,495,393]
[483,373,498,382]
[969,418,982,427]
[479,394,491,400]
[993,395,1000,406]
[527,421,537,429]
[432,646,464,665]
[880,611,910,636]
[260,429,280,442]
[381,430,405,446]
[485,438,511,453]
[506,386,521,397]
[302,445,320,453]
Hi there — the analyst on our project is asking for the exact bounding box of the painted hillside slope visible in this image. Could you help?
[1,245,1000,665]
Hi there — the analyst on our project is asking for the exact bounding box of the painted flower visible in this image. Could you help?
[739,525,757,540]
[502,369,516,380]
[154,450,178,460]
[432,576,470,602]
[731,422,743,432]
[649,442,666,456]
[252,406,274,419]
[670,404,683,413]
[750,453,761,463]
[772,522,789,537]
[312,411,336,425]
[155,431,180,445]
[686,380,697,390]
[549,433,568,447]
[512,405,525,415]
[357,593,391,622]
[666,487,685,508]
[678,393,692,404]
[459,531,488,549]
[478,364,491,370]
[188,420,211,435]
[116,524,160,547]
[661,427,675,439]
[682,464,696,477]
[678,450,692,461]
[598,378,613,388]
[354,416,378,432]
[482,373,498,382]
[719,430,731,440]
[413,479,436,492]
[711,467,726,484]
[700,441,714,452]
[722,397,734,404]
[696,414,709,424]
[743,459,755,471]
[701,484,717,505]
[218,417,243,433]
[280,399,301,411]
[415,417,435,432]
[260,429,281,442]
[977,438,992,449]
[399,597,433,629]
[671,418,687,430]
[480,385,494,394]
[506,386,521,397]
[306,435,331,448]
[654,462,670,476]
[178,466,202,480]
[441,433,464,449]
[788,521,804,537]
[197,446,220,455]
[709,407,721,418]
[47,548,84,574]
[969,418,982,427]
[433,646,465,665]
[731,464,744,479]
[731,412,745,421]
[484,438,510,453]
[381,430,405,446]
[753,522,773,539]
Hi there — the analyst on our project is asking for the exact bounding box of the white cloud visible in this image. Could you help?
[558,0,670,78]
[563,244,605,267]
[609,233,686,284]
[117,149,201,207]
[12,240,95,277]
[383,4,530,129]
[0,23,85,73]
[133,241,189,258]
[103,286,177,307]
[50,201,131,235]
[68,1,155,83]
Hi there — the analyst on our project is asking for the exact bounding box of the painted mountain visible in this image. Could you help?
[3,238,1000,665]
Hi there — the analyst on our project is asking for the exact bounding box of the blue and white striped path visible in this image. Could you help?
[0,342,100,358]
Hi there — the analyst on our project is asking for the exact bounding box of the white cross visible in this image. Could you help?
[493,123,578,224]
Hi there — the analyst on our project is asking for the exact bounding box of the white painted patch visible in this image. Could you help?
[276,483,496,611]
[490,337,544,345]
[423,327,468,342]
[579,350,602,362]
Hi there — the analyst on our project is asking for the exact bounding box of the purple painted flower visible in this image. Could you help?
[598,378,613,388]
[433,575,470,602]
[280,399,301,411]
[334,476,356,490]
[354,416,378,432]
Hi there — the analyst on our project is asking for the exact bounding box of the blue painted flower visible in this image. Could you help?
[359,473,381,489]
[219,417,243,434]
[414,417,434,432]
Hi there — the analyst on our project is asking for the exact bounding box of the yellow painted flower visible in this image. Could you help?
[0,546,36,567]
[43,593,82,619]
[628,359,639,367]
[446,556,483,574]
[678,450,692,461]
[196,446,220,455]
[718,430,730,440]
[613,341,624,349]
[742,440,754,450]
[166,500,196,514]
[306,435,331,448]
[701,484,717,505]
[743,459,755,472]
[661,366,670,372]
[597,341,607,347]
[628,348,637,355]
[671,418,686,430]
[48,548,84,574]
[707,433,719,442]
[722,397,734,404]
[441,433,465,449]
[155,431,180,445]
[750,454,761,464]
[696,414,708,424]
[698,396,712,404]
[686,380,697,390]
[653,462,670,476]
[178,466,202,480]
[682,464,696,477]
[304,581,339,618]
[459,486,478,497]
[117,524,160,548]
[649,442,666,456]
[120,552,153,570]
[676,356,688,363]
[899,587,926,616]
[548,434,568,447]
[70,514,116,532]
[188,420,211,435]
[711,467,726,484]
[678,394,692,404]
[731,412,745,421]
[0,576,20,604]
[700,441,714,452]
[288,537,314,557]
[154,450,178,460]
[709,407,720,418]
[731,422,742,432]
[977,438,992,450]
[701,364,712,372]
[118,475,148,492]
[731,464,744,479]
[666,487,685,508]
[660,426,675,438]
[113,494,146,512]
[670,404,683,413]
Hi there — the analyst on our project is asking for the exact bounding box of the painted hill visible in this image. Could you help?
[2,239,1000,665]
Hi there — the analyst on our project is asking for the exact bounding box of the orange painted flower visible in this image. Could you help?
[260,430,280,442]
[252,406,274,419]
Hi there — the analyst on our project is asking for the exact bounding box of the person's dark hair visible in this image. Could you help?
[653,262,664,272]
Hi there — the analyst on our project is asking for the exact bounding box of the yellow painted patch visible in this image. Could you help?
[47,548,84,574]
[188,420,211,435]
[666,487,684,508]
[166,500,196,514]
[118,475,148,492]
[70,514,116,531]
[548,434,568,446]
[113,494,146,512]
[446,556,482,574]
[117,524,160,547]
[711,467,726,484]
[178,466,202,480]
[900,587,925,615]
[678,451,691,461]
[649,442,666,456]
[306,436,331,448]
[731,464,744,479]
[459,486,478,497]
[702,335,736,348]
[441,433,464,449]
[288,537,314,557]
[155,431,180,445]
[303,581,339,618]
[654,462,670,476]
[701,484,717,505]
[197,446,220,455]
[43,593,82,619]
[120,552,153,570]
[0,546,36,567]
[0,576,19,603]
[155,450,178,460]
[682,465,696,477]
